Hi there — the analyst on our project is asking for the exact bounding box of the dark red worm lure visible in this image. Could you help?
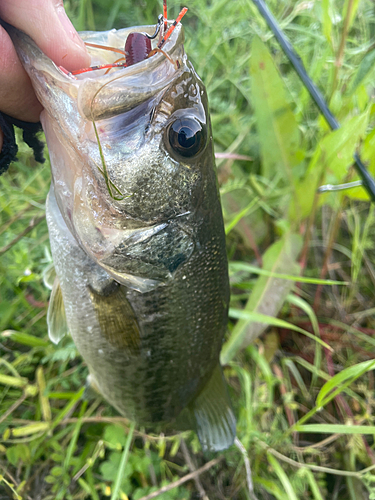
[59,1,188,77]
[125,32,152,67]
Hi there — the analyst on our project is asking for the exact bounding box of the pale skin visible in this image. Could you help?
[0,0,90,152]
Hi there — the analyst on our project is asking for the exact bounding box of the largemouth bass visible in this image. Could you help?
[4,15,236,451]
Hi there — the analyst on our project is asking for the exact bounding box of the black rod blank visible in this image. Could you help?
[251,0,375,202]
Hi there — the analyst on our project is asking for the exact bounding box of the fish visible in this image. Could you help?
[3,11,236,452]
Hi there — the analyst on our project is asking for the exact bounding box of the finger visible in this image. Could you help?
[0,25,42,121]
[0,0,91,122]
[0,0,90,71]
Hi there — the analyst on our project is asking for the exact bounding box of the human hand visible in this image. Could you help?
[0,0,90,151]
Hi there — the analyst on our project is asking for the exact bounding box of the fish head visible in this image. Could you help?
[8,22,217,292]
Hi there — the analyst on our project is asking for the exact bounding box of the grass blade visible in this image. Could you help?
[267,453,299,500]
[110,422,135,500]
[227,308,332,350]
[316,359,375,408]
[221,234,302,364]
[296,424,375,435]
[230,262,348,285]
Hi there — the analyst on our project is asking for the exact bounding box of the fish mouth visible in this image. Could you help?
[73,23,186,121]
[3,20,185,123]
[5,20,197,294]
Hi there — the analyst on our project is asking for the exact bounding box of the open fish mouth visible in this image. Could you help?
[6,20,210,293]
[67,26,200,293]
[11,20,187,119]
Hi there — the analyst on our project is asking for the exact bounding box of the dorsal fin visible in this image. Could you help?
[47,276,68,344]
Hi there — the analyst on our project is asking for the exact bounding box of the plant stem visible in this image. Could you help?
[331,0,354,98]
[110,421,136,500]
[0,214,45,256]
[137,457,223,500]
[313,202,345,311]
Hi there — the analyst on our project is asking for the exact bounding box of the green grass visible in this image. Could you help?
[2,0,375,498]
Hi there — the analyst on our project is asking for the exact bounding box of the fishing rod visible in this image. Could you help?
[251,0,375,202]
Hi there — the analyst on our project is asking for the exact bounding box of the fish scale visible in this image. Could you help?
[47,186,228,424]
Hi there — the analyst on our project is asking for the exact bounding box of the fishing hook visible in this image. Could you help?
[143,14,163,39]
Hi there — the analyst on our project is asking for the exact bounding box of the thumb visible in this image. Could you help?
[0,0,90,71]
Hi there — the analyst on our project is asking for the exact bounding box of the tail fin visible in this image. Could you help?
[190,364,236,452]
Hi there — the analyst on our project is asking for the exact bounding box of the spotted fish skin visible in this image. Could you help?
[6,20,236,451]
[47,179,229,426]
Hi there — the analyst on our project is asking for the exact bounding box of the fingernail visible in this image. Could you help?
[55,5,87,53]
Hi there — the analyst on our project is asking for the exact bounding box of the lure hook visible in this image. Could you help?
[143,14,163,39]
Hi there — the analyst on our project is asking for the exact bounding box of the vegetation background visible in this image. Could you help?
[1,0,375,498]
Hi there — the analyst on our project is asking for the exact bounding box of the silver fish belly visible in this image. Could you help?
[6,20,236,451]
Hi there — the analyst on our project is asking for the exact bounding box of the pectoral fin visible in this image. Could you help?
[190,364,236,452]
[47,277,68,344]
[88,282,140,354]
[43,263,56,290]
[83,374,102,401]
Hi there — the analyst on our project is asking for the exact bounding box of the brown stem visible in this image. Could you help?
[273,364,296,431]
[136,457,223,500]
[313,203,344,311]
[299,176,322,272]
[0,204,34,236]
[0,214,45,256]
[0,393,27,425]
[331,0,354,97]
[180,439,210,500]
[0,462,33,500]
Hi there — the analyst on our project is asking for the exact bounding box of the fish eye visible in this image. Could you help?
[167,118,207,158]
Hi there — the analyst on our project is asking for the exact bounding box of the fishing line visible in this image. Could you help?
[251,0,375,202]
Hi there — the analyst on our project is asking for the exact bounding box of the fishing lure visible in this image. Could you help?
[60,2,187,77]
